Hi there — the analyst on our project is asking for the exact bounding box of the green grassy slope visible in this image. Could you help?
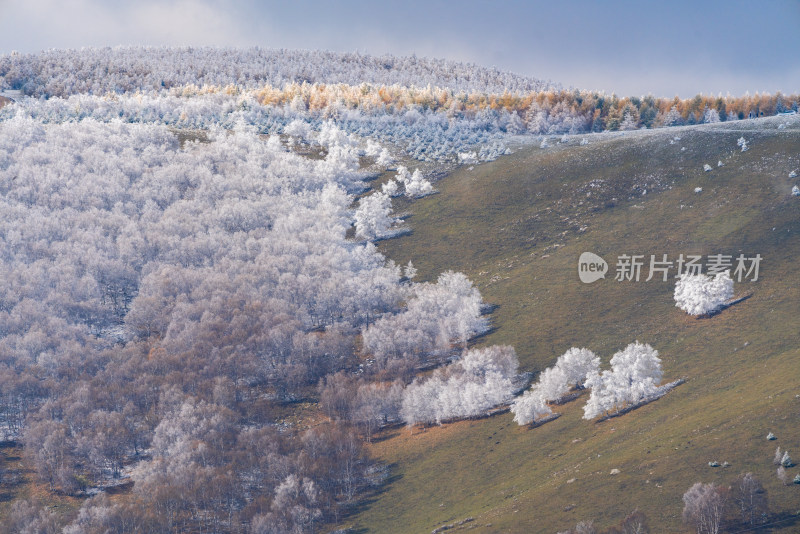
[350,118,800,533]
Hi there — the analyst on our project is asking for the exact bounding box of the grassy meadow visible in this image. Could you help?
[349,117,800,533]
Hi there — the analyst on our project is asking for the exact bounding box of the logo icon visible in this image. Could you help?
[578,252,608,283]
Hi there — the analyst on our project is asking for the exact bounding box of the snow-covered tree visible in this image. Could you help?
[674,272,734,316]
[658,106,683,127]
[734,473,768,527]
[582,369,623,420]
[401,345,519,426]
[510,390,552,425]
[511,347,598,425]
[381,179,400,197]
[608,342,662,396]
[703,107,720,124]
[396,166,434,198]
[682,482,727,534]
[556,347,600,388]
[354,191,396,240]
[737,136,749,152]
[777,466,790,485]
[582,342,662,419]
[534,366,571,402]
[362,271,489,362]
[619,111,639,131]
[403,261,417,280]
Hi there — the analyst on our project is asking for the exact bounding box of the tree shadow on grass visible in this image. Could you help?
[698,294,752,319]
[338,463,404,532]
[369,425,403,444]
[469,325,499,344]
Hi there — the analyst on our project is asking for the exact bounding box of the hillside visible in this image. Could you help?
[0,47,553,98]
[351,116,800,532]
[0,47,798,533]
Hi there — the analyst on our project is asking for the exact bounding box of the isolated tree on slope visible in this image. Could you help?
[682,482,727,534]
[734,473,768,527]
[674,272,733,316]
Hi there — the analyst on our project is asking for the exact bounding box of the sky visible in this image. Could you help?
[1,0,798,98]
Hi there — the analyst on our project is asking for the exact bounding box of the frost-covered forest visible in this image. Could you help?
[2,48,798,164]
[0,47,554,97]
[0,110,499,531]
[0,47,788,533]
[0,48,532,533]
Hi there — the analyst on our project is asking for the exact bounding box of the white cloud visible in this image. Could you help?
[125,0,246,47]
[1,0,245,52]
